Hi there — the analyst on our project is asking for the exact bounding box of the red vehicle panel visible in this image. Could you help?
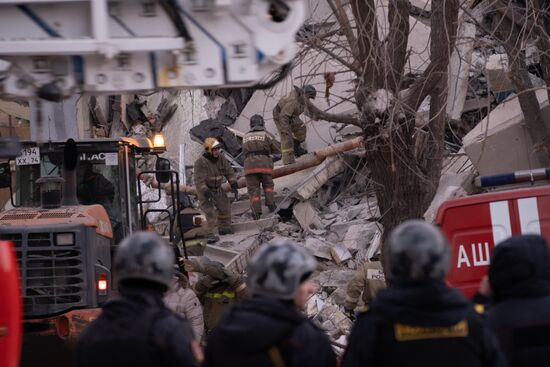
[435,186,550,298]
[0,241,22,367]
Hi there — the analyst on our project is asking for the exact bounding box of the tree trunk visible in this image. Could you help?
[492,13,550,165]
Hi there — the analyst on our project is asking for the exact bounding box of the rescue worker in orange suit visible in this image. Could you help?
[272,85,317,165]
[194,138,238,243]
[242,114,281,220]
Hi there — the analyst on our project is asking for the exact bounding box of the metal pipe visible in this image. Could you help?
[166,136,364,195]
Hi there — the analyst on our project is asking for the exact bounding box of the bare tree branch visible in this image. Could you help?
[327,0,359,60]
[385,0,411,93]
[303,97,362,127]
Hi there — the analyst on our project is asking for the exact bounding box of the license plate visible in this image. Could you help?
[15,147,40,166]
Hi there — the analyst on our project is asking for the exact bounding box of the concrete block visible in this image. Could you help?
[294,156,346,201]
[315,269,355,288]
[331,243,352,264]
[293,200,324,232]
[329,219,370,240]
[485,54,514,93]
[463,88,550,175]
[344,200,380,221]
[304,237,332,260]
[230,216,278,233]
[328,285,349,307]
[446,20,476,121]
[317,305,353,336]
[305,294,326,318]
[342,222,382,251]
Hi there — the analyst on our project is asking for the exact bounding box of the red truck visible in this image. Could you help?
[436,182,550,298]
[0,241,21,367]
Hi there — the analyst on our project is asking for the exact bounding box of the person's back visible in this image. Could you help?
[342,220,506,367]
[76,232,200,367]
[164,269,205,340]
[203,240,336,367]
[77,282,198,367]
[204,296,333,367]
[486,235,550,367]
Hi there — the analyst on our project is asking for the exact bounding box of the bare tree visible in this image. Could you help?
[296,0,460,247]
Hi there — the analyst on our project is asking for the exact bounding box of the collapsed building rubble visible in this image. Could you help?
[137,128,383,348]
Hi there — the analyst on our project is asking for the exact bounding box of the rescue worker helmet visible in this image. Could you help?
[204,137,222,153]
[303,85,317,99]
[247,239,317,300]
[114,231,175,290]
[250,114,265,130]
[386,220,450,284]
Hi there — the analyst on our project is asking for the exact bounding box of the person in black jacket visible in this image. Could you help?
[342,220,506,367]
[203,239,337,367]
[76,232,201,367]
[485,234,550,367]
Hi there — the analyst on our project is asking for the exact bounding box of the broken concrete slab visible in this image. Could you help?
[275,222,301,234]
[410,0,431,13]
[343,201,380,221]
[230,216,278,233]
[316,304,353,336]
[446,19,476,121]
[329,219,371,240]
[320,320,340,339]
[485,54,514,93]
[462,96,494,114]
[366,228,383,261]
[315,269,355,288]
[331,243,352,264]
[304,237,332,260]
[328,285,348,307]
[294,156,346,201]
[463,87,550,175]
[342,222,382,251]
[424,155,471,222]
[293,200,324,232]
[305,294,326,318]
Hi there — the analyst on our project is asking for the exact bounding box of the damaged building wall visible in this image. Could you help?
[141,90,207,174]
[463,88,550,176]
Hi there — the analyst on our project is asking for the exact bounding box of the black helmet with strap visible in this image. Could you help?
[250,114,265,131]
[302,84,317,99]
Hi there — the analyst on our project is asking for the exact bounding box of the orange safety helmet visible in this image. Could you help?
[204,137,222,153]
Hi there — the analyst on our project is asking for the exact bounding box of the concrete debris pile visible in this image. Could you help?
[265,155,384,344]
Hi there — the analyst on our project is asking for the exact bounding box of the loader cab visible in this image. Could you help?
[7,138,160,243]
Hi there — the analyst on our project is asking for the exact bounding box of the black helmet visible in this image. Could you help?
[250,114,265,130]
[114,231,175,290]
[386,220,450,284]
[489,235,550,301]
[247,239,317,300]
[302,85,317,99]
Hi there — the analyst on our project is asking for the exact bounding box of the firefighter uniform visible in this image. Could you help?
[242,115,281,218]
[194,138,237,237]
[344,260,386,312]
[272,85,316,165]
[184,257,247,333]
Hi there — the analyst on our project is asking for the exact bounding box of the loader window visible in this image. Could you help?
[14,152,122,232]
[15,152,60,207]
